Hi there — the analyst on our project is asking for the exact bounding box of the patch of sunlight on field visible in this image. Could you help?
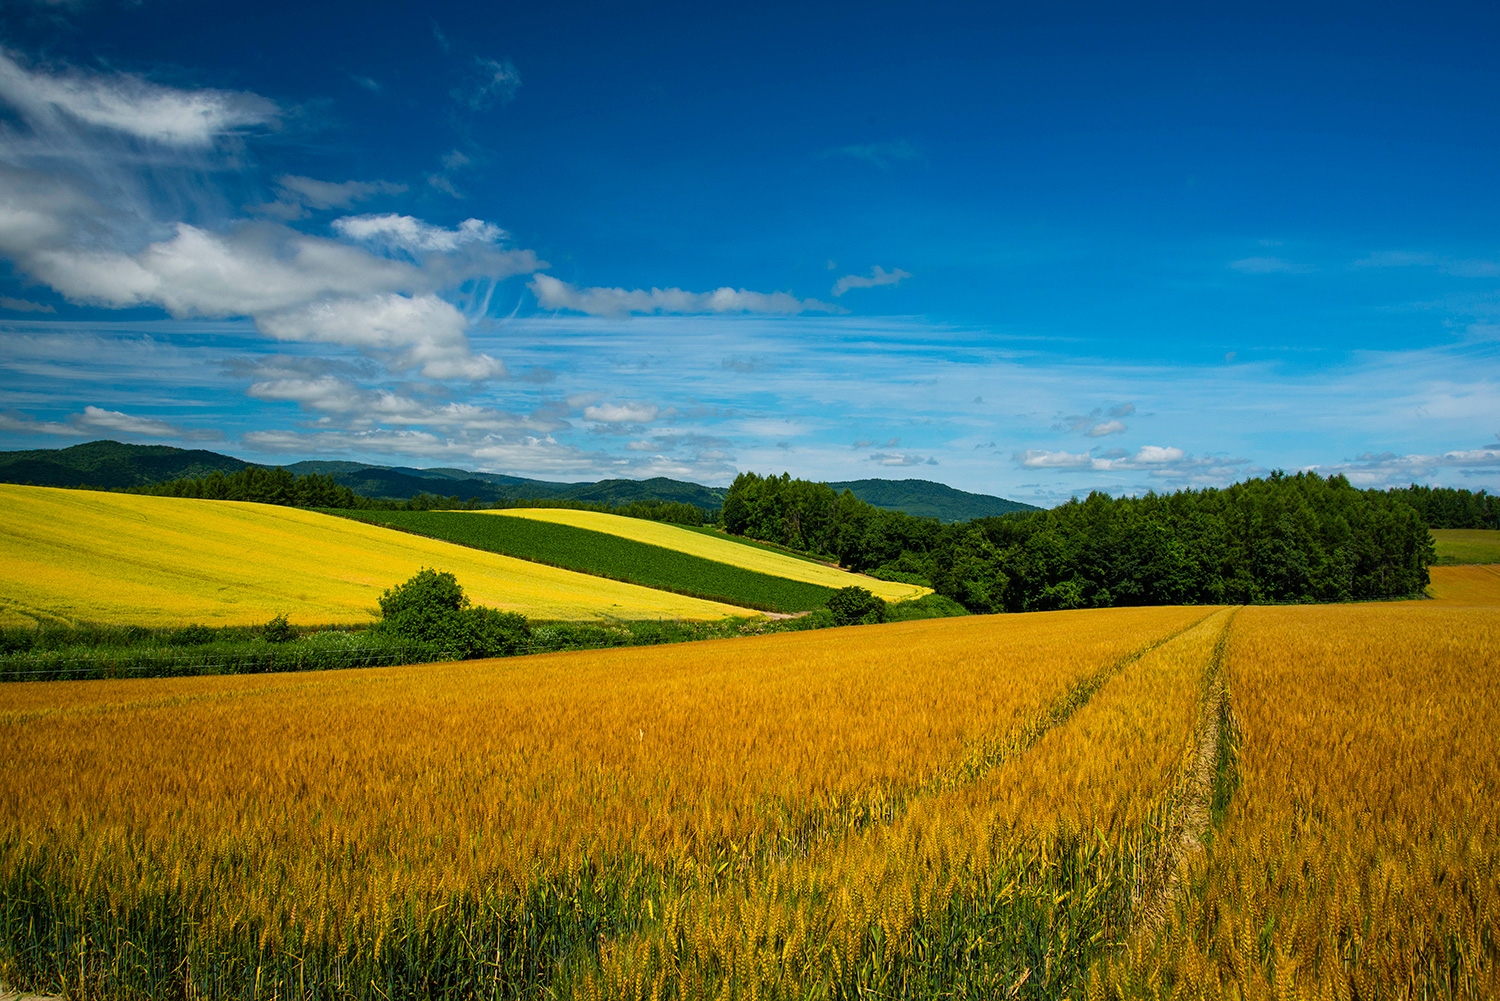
[484,508,928,602]
[1430,527,1500,565]
[1427,564,1500,606]
[0,485,747,627]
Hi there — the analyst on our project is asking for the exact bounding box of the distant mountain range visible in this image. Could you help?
[0,441,1040,522]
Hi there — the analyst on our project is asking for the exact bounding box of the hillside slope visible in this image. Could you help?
[0,485,745,628]
[485,509,929,602]
[0,441,1035,522]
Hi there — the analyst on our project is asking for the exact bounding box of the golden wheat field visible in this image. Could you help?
[484,508,928,602]
[1,571,1497,999]
[0,484,745,627]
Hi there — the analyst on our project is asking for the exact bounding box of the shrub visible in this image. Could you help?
[824,586,888,626]
[378,568,469,645]
[378,568,530,660]
[263,614,297,644]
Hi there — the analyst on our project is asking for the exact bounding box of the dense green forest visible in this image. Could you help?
[135,466,708,524]
[1385,484,1500,529]
[723,470,1435,609]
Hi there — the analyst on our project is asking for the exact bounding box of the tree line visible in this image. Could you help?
[1384,484,1499,529]
[134,466,708,524]
[722,470,1436,610]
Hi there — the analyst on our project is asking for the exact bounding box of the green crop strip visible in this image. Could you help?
[337,510,839,612]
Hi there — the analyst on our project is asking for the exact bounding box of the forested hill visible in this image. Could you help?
[0,440,247,488]
[0,441,1033,521]
[827,478,1039,521]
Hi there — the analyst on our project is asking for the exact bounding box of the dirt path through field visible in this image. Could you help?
[0,983,63,1001]
[1132,607,1238,936]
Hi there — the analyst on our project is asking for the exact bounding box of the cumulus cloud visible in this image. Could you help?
[19,221,415,317]
[583,401,660,424]
[256,294,503,380]
[0,48,277,148]
[333,213,507,254]
[530,274,840,317]
[1056,405,1134,436]
[1310,442,1500,488]
[832,265,912,297]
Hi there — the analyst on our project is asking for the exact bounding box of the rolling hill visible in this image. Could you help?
[0,440,1035,522]
[0,484,744,628]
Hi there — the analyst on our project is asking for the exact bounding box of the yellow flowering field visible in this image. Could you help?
[0,484,744,627]
[484,507,928,601]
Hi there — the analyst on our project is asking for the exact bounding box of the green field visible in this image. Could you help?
[1431,528,1500,565]
[338,510,841,612]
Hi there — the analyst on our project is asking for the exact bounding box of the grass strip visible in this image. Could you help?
[334,510,838,612]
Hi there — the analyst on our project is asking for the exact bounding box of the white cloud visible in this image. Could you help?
[584,401,660,424]
[76,405,223,440]
[0,48,276,148]
[1311,444,1500,489]
[832,265,912,297]
[333,213,507,253]
[1086,419,1126,437]
[0,405,222,440]
[256,294,503,380]
[20,222,415,317]
[1015,444,1238,477]
[530,274,840,317]
[869,451,938,467]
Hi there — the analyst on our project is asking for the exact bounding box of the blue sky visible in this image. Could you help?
[0,0,1497,505]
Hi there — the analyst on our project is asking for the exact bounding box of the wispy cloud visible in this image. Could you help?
[458,57,521,110]
[824,139,922,169]
[0,405,223,440]
[832,265,911,297]
[0,296,54,313]
[0,48,277,148]
[250,175,406,219]
[1353,250,1500,278]
[1229,256,1311,274]
[529,274,840,317]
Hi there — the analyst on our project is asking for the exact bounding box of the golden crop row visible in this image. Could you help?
[0,605,1207,999]
[576,608,1233,1001]
[1427,563,1500,606]
[1091,601,1500,999]
[0,484,745,626]
[487,509,929,602]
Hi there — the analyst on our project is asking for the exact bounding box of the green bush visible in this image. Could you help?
[263,613,297,644]
[377,568,531,660]
[378,568,469,644]
[450,606,532,659]
[824,586,888,626]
